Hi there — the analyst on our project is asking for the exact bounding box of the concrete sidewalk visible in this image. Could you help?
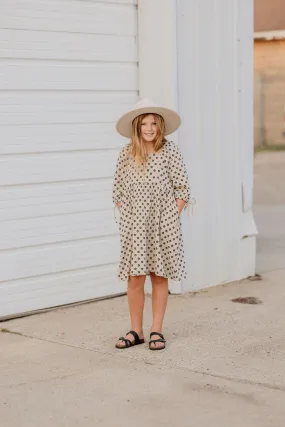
[1,151,285,427]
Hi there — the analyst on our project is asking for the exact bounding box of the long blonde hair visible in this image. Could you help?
[129,113,167,164]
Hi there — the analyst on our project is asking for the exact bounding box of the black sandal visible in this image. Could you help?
[115,330,145,349]
[149,332,166,350]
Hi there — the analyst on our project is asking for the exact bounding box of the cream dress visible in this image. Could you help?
[112,140,190,281]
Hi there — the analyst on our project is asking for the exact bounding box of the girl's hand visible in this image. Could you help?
[117,202,121,209]
[176,199,185,215]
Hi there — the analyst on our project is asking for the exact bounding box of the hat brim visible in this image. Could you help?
[116,106,181,138]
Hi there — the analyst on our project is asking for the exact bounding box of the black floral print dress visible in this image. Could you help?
[112,140,190,281]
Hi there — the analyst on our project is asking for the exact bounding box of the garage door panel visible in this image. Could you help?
[1,235,120,282]
[0,99,135,126]
[0,123,128,154]
[1,210,118,250]
[0,30,137,62]
[0,151,118,185]
[91,0,136,4]
[0,62,138,91]
[0,0,137,317]
[1,0,136,35]
[1,89,137,108]
[0,180,113,221]
[0,265,124,318]
[1,265,120,299]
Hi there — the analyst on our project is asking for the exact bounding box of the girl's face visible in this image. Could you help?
[140,114,158,142]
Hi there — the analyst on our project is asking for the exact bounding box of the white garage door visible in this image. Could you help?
[0,0,138,318]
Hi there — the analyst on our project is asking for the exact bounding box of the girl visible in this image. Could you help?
[113,99,191,350]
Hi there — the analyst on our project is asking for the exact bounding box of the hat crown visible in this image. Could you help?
[134,98,157,109]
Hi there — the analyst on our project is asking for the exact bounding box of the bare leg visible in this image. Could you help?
[116,275,146,348]
[150,273,168,349]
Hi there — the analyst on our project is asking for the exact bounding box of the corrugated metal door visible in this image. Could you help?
[176,0,255,290]
[0,0,138,318]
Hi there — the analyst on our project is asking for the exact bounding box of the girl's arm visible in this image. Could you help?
[169,142,190,215]
[176,199,186,214]
[112,147,127,208]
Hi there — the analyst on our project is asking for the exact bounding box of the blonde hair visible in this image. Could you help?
[129,113,167,165]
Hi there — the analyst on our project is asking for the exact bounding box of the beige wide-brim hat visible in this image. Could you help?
[116,98,181,138]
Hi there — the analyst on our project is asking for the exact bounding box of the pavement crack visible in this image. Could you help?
[0,372,82,389]
[1,328,24,336]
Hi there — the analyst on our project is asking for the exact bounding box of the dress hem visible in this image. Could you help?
[118,271,187,282]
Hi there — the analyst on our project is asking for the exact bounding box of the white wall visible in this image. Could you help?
[139,0,256,292]
[0,0,256,317]
[0,0,138,318]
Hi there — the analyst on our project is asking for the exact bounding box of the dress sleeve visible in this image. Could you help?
[112,146,128,205]
[169,142,190,205]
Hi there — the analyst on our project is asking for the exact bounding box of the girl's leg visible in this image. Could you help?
[150,273,168,349]
[116,275,146,348]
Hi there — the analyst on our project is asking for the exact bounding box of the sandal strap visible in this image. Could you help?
[150,332,165,340]
[149,338,166,344]
[118,337,132,348]
[127,330,141,345]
